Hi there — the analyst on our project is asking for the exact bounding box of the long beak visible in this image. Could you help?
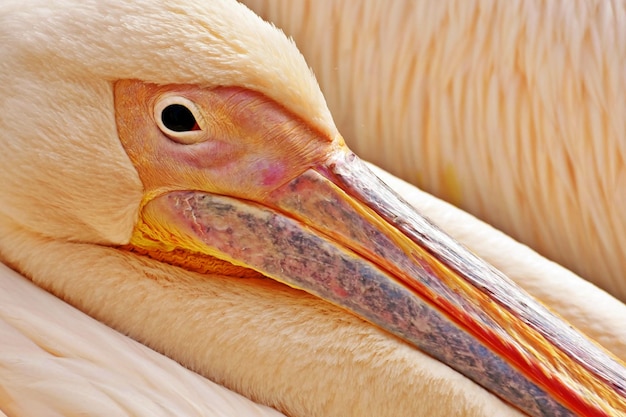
[134,147,626,417]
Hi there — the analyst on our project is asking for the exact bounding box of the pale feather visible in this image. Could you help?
[0,264,284,417]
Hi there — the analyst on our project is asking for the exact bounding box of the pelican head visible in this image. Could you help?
[1,1,625,416]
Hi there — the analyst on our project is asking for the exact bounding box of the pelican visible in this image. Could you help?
[1,1,626,417]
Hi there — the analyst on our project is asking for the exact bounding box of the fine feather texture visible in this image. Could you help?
[243,0,626,300]
[0,0,332,134]
[2,0,626,416]
[0,264,285,417]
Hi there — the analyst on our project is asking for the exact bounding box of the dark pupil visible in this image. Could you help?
[161,104,197,132]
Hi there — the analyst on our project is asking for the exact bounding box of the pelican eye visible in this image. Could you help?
[161,104,199,132]
[154,96,206,144]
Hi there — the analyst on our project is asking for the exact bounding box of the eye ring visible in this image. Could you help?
[154,96,206,144]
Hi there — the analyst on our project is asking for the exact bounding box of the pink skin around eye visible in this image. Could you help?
[252,159,287,187]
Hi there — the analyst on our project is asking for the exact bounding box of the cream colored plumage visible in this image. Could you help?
[1,1,626,417]
[0,263,284,417]
[244,0,626,301]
